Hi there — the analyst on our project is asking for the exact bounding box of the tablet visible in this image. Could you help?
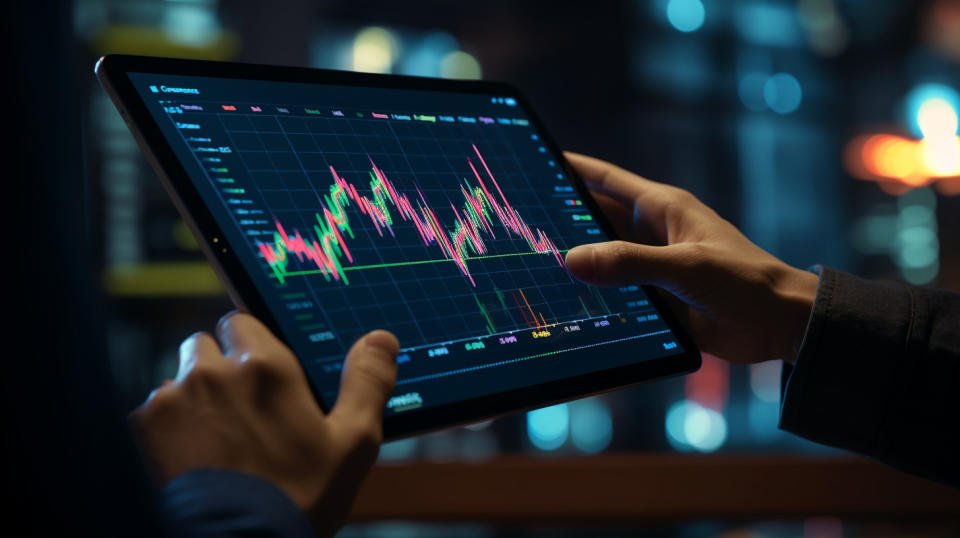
[96,54,700,439]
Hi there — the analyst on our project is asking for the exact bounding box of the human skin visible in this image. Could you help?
[562,152,819,364]
[130,313,399,537]
[131,152,820,536]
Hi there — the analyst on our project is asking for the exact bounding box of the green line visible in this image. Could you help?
[578,296,591,316]
[473,293,496,334]
[293,313,314,321]
[277,249,570,278]
[594,288,612,315]
[494,287,508,310]
[280,292,306,299]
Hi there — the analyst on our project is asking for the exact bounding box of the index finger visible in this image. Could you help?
[176,332,224,383]
[565,152,675,211]
[216,311,296,363]
[566,152,678,239]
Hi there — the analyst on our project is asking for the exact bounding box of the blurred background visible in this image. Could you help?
[70,0,960,536]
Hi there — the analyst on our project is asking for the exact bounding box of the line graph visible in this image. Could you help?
[257,144,565,286]
[137,74,683,416]
[205,110,646,356]
[281,249,568,277]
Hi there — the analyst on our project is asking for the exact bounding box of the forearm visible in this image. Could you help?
[779,266,960,486]
[162,470,314,538]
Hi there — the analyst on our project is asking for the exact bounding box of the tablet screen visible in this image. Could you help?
[127,72,686,414]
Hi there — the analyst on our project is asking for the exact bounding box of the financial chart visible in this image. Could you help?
[131,73,683,413]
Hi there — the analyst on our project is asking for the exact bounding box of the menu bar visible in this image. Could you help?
[158,101,530,127]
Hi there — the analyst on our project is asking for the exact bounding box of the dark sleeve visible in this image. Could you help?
[779,266,960,486]
[162,469,314,538]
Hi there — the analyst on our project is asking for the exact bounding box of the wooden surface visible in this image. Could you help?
[350,454,960,522]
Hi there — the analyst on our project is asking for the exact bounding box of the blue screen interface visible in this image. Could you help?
[128,73,685,414]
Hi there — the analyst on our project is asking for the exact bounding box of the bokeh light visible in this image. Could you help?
[846,85,960,192]
[894,189,939,284]
[569,398,613,454]
[379,438,418,461]
[738,72,769,111]
[733,2,802,47]
[905,83,960,139]
[526,403,569,451]
[798,0,850,57]
[397,32,458,77]
[845,131,960,189]
[919,137,960,176]
[352,26,397,74]
[439,50,482,79]
[162,2,221,47]
[665,400,728,452]
[749,361,782,403]
[748,396,781,442]
[917,97,959,139]
[763,73,803,114]
[666,0,706,33]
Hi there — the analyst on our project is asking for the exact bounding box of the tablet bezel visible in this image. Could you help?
[96,54,701,439]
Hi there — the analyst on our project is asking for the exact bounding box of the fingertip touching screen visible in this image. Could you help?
[128,72,686,415]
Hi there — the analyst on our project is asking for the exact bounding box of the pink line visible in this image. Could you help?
[262,146,565,285]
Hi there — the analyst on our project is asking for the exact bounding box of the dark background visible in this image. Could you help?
[12,0,960,536]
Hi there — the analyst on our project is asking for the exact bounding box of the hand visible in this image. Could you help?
[563,152,818,364]
[130,312,398,537]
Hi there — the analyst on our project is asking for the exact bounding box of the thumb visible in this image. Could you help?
[330,330,399,429]
[565,240,688,288]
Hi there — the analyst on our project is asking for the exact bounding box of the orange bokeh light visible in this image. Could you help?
[844,132,960,194]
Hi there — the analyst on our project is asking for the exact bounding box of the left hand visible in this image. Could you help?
[130,312,399,537]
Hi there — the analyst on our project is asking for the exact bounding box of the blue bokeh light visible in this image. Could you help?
[527,403,569,451]
[738,72,769,111]
[569,398,613,454]
[904,83,960,139]
[747,396,780,442]
[396,32,458,77]
[665,400,728,453]
[666,400,693,452]
[763,73,803,114]
[666,0,706,33]
[733,3,802,47]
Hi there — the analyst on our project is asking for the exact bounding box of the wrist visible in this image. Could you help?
[769,264,818,363]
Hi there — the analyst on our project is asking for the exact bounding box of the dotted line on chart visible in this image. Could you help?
[395,329,673,386]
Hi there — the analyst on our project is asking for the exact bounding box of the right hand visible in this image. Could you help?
[563,152,818,364]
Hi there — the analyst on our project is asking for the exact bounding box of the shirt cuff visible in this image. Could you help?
[162,469,314,538]
[779,266,914,455]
